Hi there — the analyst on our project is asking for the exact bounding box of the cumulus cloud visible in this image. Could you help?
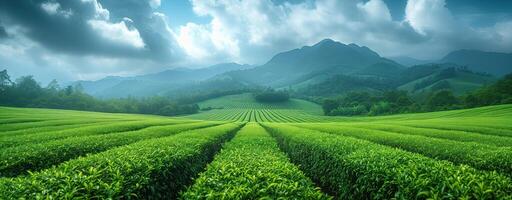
[177,0,512,62]
[1,0,512,82]
[87,19,145,49]
[177,0,425,63]
[40,1,73,18]
[405,0,455,35]
[0,0,183,82]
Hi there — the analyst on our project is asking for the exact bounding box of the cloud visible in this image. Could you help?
[178,0,512,62]
[87,19,145,49]
[0,26,7,38]
[0,0,185,82]
[402,0,512,57]
[40,1,73,18]
[0,0,148,57]
[178,0,425,63]
[1,0,512,82]
[405,0,455,35]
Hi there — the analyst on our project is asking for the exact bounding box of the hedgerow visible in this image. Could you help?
[0,118,123,132]
[0,119,185,149]
[0,123,243,199]
[352,123,512,147]
[295,123,512,176]
[0,121,221,177]
[263,123,512,199]
[181,123,329,199]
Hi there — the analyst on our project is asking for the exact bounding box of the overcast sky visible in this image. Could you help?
[0,0,511,83]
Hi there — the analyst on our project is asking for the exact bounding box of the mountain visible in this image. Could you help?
[440,50,512,76]
[223,39,404,87]
[388,56,432,67]
[397,64,496,96]
[76,63,252,98]
[75,39,503,99]
[292,63,496,97]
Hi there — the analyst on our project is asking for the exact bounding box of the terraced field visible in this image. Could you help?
[1,104,512,199]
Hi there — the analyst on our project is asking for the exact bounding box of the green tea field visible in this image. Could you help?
[1,102,512,199]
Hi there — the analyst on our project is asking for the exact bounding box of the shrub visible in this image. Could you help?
[262,123,512,199]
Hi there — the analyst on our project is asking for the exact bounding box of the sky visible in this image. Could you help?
[0,0,511,83]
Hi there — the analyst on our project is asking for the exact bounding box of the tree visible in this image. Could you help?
[0,69,12,87]
[64,86,73,95]
[369,101,391,115]
[46,79,60,91]
[426,90,459,110]
[253,89,289,102]
[322,98,339,115]
[0,70,13,102]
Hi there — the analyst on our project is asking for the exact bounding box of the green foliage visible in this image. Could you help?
[0,120,182,148]
[182,123,329,199]
[321,71,512,116]
[430,80,452,91]
[464,73,512,107]
[323,90,413,116]
[426,90,460,110]
[349,123,512,147]
[1,101,512,198]
[0,123,242,199]
[0,122,218,177]
[263,123,512,199]
[253,89,290,102]
[174,89,256,104]
[328,105,367,116]
[198,93,320,111]
[299,74,392,97]
[414,67,457,91]
[188,109,329,123]
[0,70,199,116]
[295,123,512,177]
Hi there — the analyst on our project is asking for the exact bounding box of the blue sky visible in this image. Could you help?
[160,0,512,27]
[158,0,210,29]
[0,0,511,82]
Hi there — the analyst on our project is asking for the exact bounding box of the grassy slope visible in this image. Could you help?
[189,90,512,123]
[197,93,323,114]
[192,91,512,122]
[398,71,495,95]
[0,106,191,122]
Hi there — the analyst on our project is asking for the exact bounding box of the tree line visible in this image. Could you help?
[253,89,290,102]
[0,70,199,116]
[322,73,512,116]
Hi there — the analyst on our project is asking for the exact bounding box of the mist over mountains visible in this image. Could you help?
[76,39,512,99]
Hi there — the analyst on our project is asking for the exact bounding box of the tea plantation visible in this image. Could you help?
[1,103,511,199]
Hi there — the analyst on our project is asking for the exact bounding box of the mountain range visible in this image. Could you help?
[76,63,253,98]
[75,39,512,99]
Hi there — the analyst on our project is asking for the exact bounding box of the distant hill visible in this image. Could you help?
[223,39,404,87]
[388,56,432,67]
[75,63,253,98]
[397,64,496,96]
[292,63,495,97]
[440,50,512,76]
[75,39,507,99]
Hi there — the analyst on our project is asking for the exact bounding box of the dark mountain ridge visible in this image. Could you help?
[75,63,252,98]
[440,49,512,76]
[75,39,509,99]
[222,39,404,87]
